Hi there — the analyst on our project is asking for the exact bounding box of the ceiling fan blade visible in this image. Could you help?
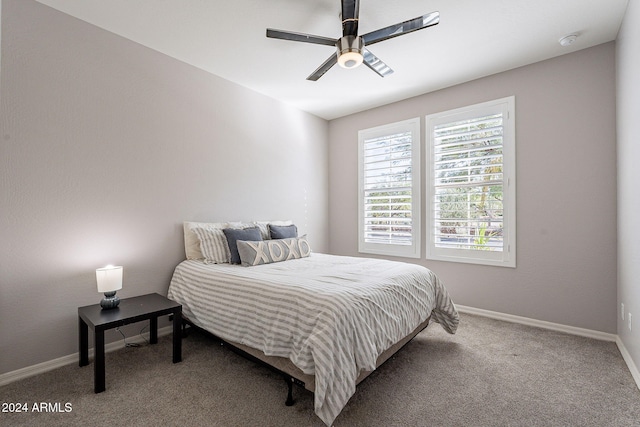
[307,54,338,81]
[341,0,360,36]
[363,49,394,77]
[361,11,440,46]
[266,28,336,46]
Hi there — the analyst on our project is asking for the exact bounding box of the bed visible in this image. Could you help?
[168,221,459,426]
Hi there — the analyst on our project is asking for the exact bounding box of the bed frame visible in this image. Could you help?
[181,314,432,406]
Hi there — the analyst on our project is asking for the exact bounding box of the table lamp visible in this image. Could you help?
[96,265,123,309]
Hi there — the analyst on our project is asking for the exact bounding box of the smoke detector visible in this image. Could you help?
[559,34,578,47]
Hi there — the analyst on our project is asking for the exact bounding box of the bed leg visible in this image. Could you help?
[181,321,190,338]
[179,316,194,338]
[284,377,295,406]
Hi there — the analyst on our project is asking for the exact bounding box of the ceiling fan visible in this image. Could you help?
[266,0,440,81]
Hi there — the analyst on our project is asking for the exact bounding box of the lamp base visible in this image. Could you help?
[100,291,120,310]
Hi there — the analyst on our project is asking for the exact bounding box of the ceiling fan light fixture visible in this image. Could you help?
[338,51,364,69]
[337,36,364,69]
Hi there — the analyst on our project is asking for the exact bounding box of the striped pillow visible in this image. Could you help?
[237,236,311,266]
[192,225,231,264]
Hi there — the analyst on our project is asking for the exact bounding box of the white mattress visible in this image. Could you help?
[168,253,459,425]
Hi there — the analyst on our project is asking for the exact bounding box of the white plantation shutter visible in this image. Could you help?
[427,97,516,267]
[433,114,504,250]
[363,132,412,244]
[358,118,420,258]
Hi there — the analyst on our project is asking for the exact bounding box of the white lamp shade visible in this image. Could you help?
[96,266,123,293]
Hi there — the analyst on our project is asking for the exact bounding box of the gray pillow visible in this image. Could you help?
[237,236,311,266]
[269,224,298,239]
[223,227,263,264]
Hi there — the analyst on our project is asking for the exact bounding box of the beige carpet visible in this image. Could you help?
[2,313,640,426]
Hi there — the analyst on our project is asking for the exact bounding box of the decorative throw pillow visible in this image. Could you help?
[269,224,298,239]
[192,225,231,264]
[237,235,311,266]
[223,227,263,264]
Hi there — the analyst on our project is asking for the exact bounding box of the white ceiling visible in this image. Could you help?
[35,0,628,120]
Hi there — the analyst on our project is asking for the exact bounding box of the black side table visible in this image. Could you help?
[78,292,182,393]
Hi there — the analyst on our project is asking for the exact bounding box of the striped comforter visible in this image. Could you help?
[168,253,459,425]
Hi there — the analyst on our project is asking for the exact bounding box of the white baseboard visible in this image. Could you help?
[0,326,173,387]
[456,305,640,391]
[616,336,640,389]
[456,305,617,341]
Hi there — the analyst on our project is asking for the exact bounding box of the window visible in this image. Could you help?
[426,97,516,267]
[358,118,420,258]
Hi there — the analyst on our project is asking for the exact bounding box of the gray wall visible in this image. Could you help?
[616,0,640,375]
[0,0,328,374]
[329,43,617,333]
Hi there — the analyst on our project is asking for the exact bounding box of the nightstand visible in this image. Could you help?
[78,292,182,393]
